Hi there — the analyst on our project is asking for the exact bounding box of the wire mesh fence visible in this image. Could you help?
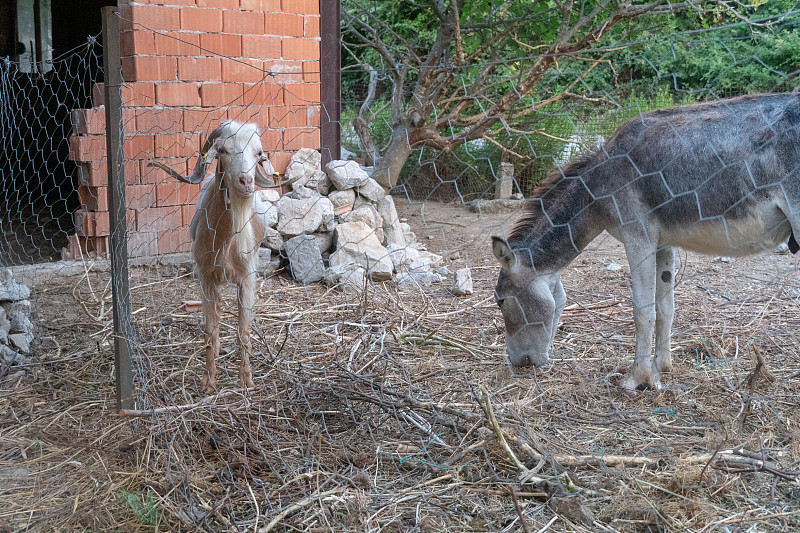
[3,2,800,532]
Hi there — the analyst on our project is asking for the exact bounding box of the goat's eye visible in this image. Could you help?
[217,147,228,155]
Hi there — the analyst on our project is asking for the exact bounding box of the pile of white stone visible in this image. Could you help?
[254,148,473,295]
[0,268,34,368]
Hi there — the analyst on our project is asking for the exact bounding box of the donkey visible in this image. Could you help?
[493,93,800,390]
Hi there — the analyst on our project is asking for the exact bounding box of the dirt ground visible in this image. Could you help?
[2,197,800,532]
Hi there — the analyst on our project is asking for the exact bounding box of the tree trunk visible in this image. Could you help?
[371,126,414,190]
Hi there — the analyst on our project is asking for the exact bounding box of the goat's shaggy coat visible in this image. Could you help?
[152,121,276,393]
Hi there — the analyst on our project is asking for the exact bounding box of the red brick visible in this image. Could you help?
[263,59,302,81]
[200,33,241,57]
[127,184,158,210]
[136,206,184,233]
[78,186,108,212]
[71,107,106,136]
[282,38,319,61]
[121,30,156,57]
[200,83,244,107]
[269,151,291,173]
[122,56,177,82]
[154,31,200,56]
[181,204,193,225]
[305,15,319,37]
[302,61,320,83]
[158,227,192,254]
[177,57,221,82]
[197,0,238,8]
[131,0,195,5]
[156,82,201,107]
[229,105,270,128]
[154,133,200,158]
[156,182,202,206]
[122,82,157,107]
[181,7,223,32]
[92,83,105,107]
[283,83,320,104]
[283,128,320,151]
[127,231,159,257]
[221,59,265,83]
[241,0,280,11]
[75,210,110,237]
[69,135,106,162]
[124,134,156,159]
[269,105,306,128]
[142,158,189,184]
[223,10,264,34]
[241,34,281,59]
[307,105,321,127]
[250,83,284,105]
[184,107,229,132]
[126,5,181,31]
[260,129,283,152]
[282,0,318,14]
[136,108,183,133]
[264,13,303,37]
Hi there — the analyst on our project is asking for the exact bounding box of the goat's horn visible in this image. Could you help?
[149,124,230,184]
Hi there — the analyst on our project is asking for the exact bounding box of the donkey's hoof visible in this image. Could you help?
[239,371,255,390]
[656,359,673,373]
[621,373,660,391]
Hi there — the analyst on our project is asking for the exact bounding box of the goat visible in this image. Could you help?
[493,93,800,390]
[150,120,279,393]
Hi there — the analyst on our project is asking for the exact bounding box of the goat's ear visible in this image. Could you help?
[492,236,518,271]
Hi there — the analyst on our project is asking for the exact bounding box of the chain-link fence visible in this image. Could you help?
[3,2,800,532]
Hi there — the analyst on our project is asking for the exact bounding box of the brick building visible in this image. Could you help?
[66,0,331,258]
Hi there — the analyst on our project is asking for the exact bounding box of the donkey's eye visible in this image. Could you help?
[496,298,505,308]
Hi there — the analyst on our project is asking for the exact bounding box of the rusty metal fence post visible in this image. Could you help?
[102,6,134,411]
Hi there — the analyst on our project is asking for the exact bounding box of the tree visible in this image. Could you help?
[342,0,750,189]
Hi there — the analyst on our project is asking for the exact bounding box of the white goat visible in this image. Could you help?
[150,120,279,393]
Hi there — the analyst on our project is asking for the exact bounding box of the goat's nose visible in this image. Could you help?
[239,175,254,191]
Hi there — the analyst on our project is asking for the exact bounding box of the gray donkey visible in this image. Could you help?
[493,93,800,390]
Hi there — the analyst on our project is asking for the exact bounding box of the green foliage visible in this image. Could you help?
[118,488,159,526]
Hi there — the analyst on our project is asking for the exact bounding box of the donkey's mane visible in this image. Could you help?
[508,152,599,243]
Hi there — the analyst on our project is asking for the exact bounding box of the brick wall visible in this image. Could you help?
[66,0,321,258]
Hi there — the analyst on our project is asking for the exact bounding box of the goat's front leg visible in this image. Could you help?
[200,280,221,395]
[654,246,675,373]
[237,273,256,389]
[621,229,659,390]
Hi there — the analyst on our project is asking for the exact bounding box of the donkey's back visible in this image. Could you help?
[587,93,800,256]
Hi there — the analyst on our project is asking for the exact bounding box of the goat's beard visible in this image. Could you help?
[229,195,256,257]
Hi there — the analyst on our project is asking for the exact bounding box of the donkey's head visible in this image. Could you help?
[492,237,565,368]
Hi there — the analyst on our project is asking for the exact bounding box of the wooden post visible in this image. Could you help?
[319,0,341,166]
[102,6,134,411]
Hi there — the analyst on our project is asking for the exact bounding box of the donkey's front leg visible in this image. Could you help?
[621,235,659,390]
[654,246,675,373]
[236,274,256,389]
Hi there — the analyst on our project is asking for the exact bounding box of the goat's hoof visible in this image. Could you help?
[200,376,217,396]
[620,373,660,392]
[656,359,673,373]
[239,373,255,389]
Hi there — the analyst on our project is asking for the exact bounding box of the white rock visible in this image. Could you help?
[256,189,281,203]
[276,194,334,237]
[378,196,405,248]
[325,160,370,190]
[450,268,474,296]
[330,221,394,281]
[324,263,368,294]
[311,231,335,255]
[329,189,356,211]
[397,271,443,290]
[257,248,280,276]
[289,185,315,199]
[0,278,30,302]
[263,226,284,251]
[285,148,322,187]
[714,256,735,263]
[340,205,384,243]
[0,344,22,365]
[312,170,331,195]
[0,308,9,345]
[8,333,30,354]
[254,190,279,228]
[400,222,417,245]
[356,177,385,203]
[605,262,622,272]
[285,235,326,284]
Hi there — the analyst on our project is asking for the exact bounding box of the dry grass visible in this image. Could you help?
[2,212,800,532]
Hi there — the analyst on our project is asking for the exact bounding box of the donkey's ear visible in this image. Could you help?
[491,237,517,271]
